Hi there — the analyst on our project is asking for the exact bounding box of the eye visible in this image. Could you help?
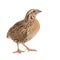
[33,11,35,13]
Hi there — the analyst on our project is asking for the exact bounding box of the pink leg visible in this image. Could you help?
[23,43,37,52]
[13,42,24,53]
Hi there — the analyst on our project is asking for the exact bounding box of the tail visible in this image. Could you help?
[7,32,10,38]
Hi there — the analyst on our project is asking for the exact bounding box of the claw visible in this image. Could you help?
[27,48,37,52]
[13,49,25,53]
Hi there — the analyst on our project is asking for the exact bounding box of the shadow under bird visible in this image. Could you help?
[7,9,42,53]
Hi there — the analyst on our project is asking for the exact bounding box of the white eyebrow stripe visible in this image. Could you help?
[27,9,34,15]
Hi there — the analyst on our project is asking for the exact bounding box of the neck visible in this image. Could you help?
[24,14,36,21]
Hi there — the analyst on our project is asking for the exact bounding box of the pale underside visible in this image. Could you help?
[26,20,40,42]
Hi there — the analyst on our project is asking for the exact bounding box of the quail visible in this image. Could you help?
[7,9,42,53]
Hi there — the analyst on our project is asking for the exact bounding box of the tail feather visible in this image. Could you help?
[7,32,10,38]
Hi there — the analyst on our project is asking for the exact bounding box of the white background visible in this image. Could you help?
[0,0,60,60]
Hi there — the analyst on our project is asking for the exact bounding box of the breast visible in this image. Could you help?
[27,20,40,41]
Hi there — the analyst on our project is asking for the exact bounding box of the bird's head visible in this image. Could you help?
[25,9,42,20]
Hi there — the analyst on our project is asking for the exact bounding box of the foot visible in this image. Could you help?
[27,48,37,52]
[13,49,25,53]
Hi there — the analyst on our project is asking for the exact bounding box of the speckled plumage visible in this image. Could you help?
[7,9,42,53]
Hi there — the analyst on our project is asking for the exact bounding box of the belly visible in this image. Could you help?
[27,20,40,40]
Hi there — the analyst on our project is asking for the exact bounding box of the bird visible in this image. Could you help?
[7,9,42,53]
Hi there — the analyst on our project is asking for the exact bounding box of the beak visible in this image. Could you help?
[36,10,42,14]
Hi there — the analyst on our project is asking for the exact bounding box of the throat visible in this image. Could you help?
[30,15,35,20]
[25,14,36,20]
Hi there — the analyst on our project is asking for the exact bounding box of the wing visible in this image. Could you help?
[17,27,27,42]
[7,20,27,42]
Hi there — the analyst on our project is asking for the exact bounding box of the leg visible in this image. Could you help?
[13,42,24,53]
[22,43,37,52]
